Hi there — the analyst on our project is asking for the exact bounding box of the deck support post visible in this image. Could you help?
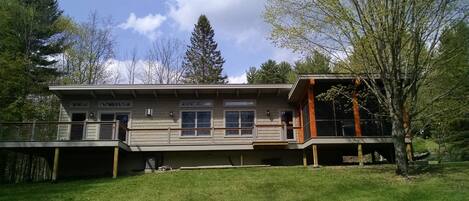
[240,153,244,166]
[358,144,364,166]
[406,143,413,162]
[52,147,60,182]
[302,149,307,167]
[112,146,119,179]
[312,145,319,168]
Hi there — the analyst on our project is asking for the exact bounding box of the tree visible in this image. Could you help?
[125,47,138,84]
[265,0,467,175]
[0,0,66,121]
[419,22,469,161]
[144,38,186,84]
[182,15,227,84]
[246,60,292,84]
[288,51,332,82]
[58,11,116,85]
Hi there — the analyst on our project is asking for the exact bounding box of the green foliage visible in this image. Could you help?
[246,60,292,84]
[183,15,227,84]
[288,51,331,82]
[0,0,65,121]
[418,22,469,161]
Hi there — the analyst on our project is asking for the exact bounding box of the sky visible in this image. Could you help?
[57,0,301,83]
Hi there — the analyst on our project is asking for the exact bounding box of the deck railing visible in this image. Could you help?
[316,119,392,137]
[0,122,299,145]
[0,121,122,142]
[126,124,301,145]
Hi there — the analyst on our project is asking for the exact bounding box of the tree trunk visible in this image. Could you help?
[391,117,409,176]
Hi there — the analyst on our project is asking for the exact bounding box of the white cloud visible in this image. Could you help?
[119,13,167,40]
[167,0,300,63]
[271,48,302,64]
[228,73,247,84]
[169,0,267,46]
[106,59,148,84]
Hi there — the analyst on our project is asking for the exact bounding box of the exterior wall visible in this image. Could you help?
[57,94,297,146]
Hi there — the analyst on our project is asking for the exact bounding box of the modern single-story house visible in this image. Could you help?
[0,74,413,180]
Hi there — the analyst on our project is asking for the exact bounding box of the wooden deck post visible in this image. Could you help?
[52,147,60,181]
[312,145,319,168]
[302,149,307,167]
[358,144,364,166]
[112,146,119,179]
[240,153,244,166]
[406,143,413,162]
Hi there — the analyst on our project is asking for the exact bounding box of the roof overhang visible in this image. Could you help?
[288,74,367,103]
[49,84,293,98]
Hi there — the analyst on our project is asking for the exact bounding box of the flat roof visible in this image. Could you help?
[49,84,292,91]
[49,84,293,98]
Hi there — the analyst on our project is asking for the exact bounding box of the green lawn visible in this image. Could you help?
[1,163,468,201]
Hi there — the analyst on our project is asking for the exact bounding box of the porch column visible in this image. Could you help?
[307,79,318,138]
[112,146,119,179]
[358,144,364,166]
[302,149,307,167]
[312,145,319,168]
[352,79,362,137]
[52,147,60,181]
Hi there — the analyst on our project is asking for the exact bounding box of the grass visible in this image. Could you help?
[0,163,468,201]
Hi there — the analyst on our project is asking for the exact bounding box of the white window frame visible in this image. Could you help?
[223,110,256,137]
[179,110,213,137]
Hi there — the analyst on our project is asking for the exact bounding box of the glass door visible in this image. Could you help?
[281,111,294,140]
[99,112,129,141]
[70,113,86,140]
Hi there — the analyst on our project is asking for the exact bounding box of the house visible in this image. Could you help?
[0,74,412,180]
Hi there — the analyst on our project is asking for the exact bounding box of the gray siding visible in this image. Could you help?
[58,94,297,146]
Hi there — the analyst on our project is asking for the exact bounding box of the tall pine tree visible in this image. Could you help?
[0,0,66,121]
[182,15,227,84]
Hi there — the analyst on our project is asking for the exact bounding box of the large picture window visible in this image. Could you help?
[181,111,212,136]
[225,111,255,136]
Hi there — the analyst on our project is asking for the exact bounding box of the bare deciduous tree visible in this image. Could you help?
[59,11,116,85]
[265,0,468,175]
[125,47,138,84]
[143,38,186,84]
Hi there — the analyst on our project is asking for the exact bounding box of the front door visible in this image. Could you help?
[70,113,86,140]
[116,113,129,141]
[281,111,294,140]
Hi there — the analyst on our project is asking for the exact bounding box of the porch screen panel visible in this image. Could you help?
[302,104,311,140]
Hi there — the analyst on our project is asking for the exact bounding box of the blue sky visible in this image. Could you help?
[58,0,299,83]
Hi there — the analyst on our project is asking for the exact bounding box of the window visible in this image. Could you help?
[181,111,212,136]
[224,100,256,107]
[180,100,213,108]
[225,111,255,136]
